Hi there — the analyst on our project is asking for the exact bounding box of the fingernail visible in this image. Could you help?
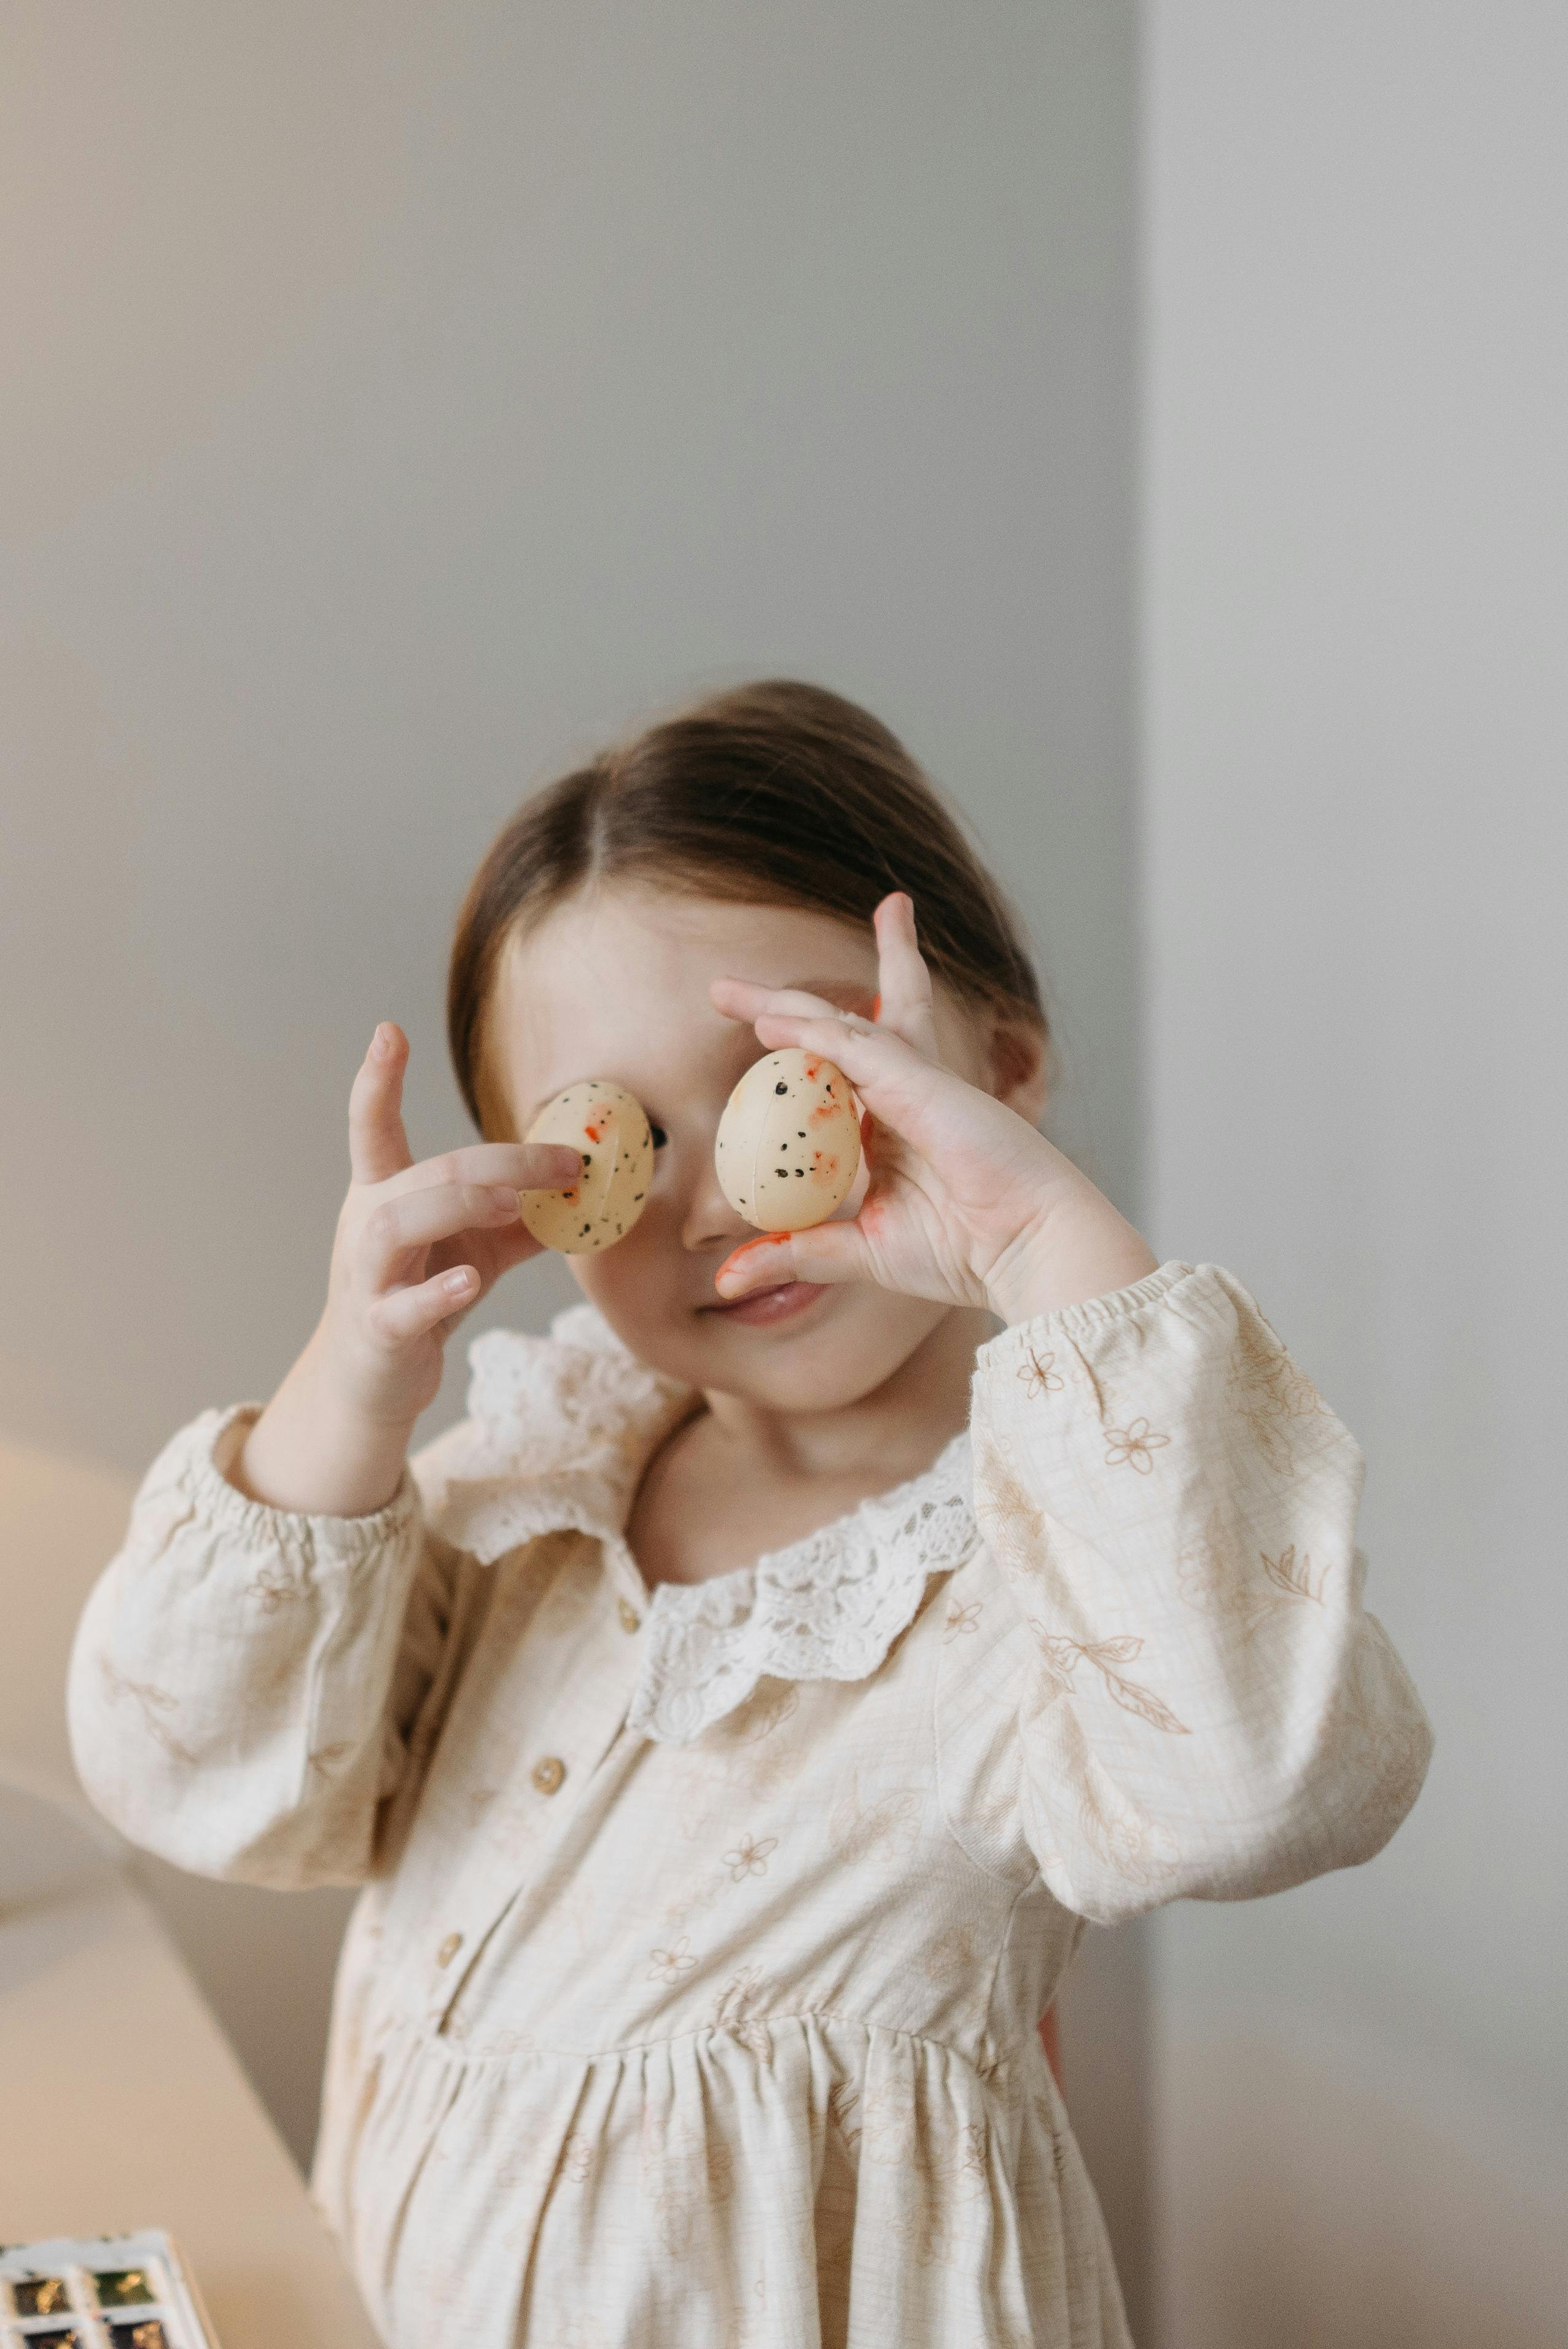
[371,1023,392,1058]
[489,1186,521,1212]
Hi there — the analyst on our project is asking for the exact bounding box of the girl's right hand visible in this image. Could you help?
[310,1021,583,1431]
[236,1024,581,1520]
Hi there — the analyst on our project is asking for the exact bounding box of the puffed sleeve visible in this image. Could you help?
[66,1399,472,1889]
[935,1261,1432,1926]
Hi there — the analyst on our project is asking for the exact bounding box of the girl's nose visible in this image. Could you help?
[678,1131,752,1255]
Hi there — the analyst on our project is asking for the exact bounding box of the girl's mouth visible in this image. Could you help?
[700,1278,827,1327]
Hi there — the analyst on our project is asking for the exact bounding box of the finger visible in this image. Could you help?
[872,894,940,1057]
[462,1216,557,1283]
[348,1024,416,1186]
[709,975,850,1028]
[382,1141,584,1198]
[367,1264,482,1346]
[515,1143,590,1190]
[744,1005,953,1127]
[754,1004,1058,1229]
[746,1004,1010,1186]
[712,1216,875,1299]
[361,1181,525,1283]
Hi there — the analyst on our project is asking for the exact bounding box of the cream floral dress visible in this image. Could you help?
[67,1262,1432,2348]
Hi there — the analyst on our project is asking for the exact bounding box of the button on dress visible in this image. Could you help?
[66,1263,1433,2348]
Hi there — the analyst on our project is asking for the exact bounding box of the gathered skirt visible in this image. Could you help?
[311,1998,1132,2348]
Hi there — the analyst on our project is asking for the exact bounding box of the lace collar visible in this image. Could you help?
[412,1302,980,1743]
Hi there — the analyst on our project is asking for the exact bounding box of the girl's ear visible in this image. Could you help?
[986,1015,1049,1127]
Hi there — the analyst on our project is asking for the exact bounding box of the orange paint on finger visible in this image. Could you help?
[714,1232,792,1291]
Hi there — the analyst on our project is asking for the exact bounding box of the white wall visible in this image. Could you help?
[1,0,1140,1476]
[1142,7,1568,2342]
[1,0,1149,2312]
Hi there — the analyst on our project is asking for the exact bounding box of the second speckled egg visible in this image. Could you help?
[714,1048,862,1232]
[518,1079,653,1253]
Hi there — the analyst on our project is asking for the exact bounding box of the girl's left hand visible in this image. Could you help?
[709,894,1158,1327]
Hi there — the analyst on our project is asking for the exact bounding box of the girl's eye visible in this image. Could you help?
[649,1123,668,1149]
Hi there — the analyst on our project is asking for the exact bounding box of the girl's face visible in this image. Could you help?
[488,884,1016,1413]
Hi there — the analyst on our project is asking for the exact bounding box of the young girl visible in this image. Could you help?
[68,680,1432,2349]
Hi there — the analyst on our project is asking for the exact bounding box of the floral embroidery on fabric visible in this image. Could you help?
[1016,1344,1064,1398]
[1261,1544,1327,1603]
[664,1681,813,1826]
[1103,1417,1170,1473]
[1076,1757,1180,1889]
[246,1563,300,1612]
[1026,1623,1190,1735]
[552,1882,601,1960]
[859,2077,920,2165]
[731,1679,801,1742]
[942,1598,983,1643]
[646,1934,698,1984]
[97,1656,196,1765]
[1177,1518,1334,1638]
[827,1781,922,1864]
[722,1832,776,1881]
[1328,1622,1433,1818]
[921,1921,980,1980]
[1176,1505,1286,1635]
[1225,1307,1328,1473]
[709,1963,781,2058]
[874,2103,994,2272]
[827,2077,862,2148]
[637,2106,734,2257]
[658,1853,731,1934]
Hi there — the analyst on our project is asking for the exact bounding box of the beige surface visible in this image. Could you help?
[0,1780,380,2348]
[0,1431,357,2169]
[1,1434,138,1791]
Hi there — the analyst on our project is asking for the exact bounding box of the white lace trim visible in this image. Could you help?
[411,1305,692,1569]
[626,1432,980,1743]
[415,1305,983,1744]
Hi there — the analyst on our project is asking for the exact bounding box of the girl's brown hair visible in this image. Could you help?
[448,679,1047,1138]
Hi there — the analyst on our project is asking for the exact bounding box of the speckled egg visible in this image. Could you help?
[714,1047,862,1232]
[518,1079,653,1253]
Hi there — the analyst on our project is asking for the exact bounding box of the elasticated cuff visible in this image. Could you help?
[168,1400,423,1567]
